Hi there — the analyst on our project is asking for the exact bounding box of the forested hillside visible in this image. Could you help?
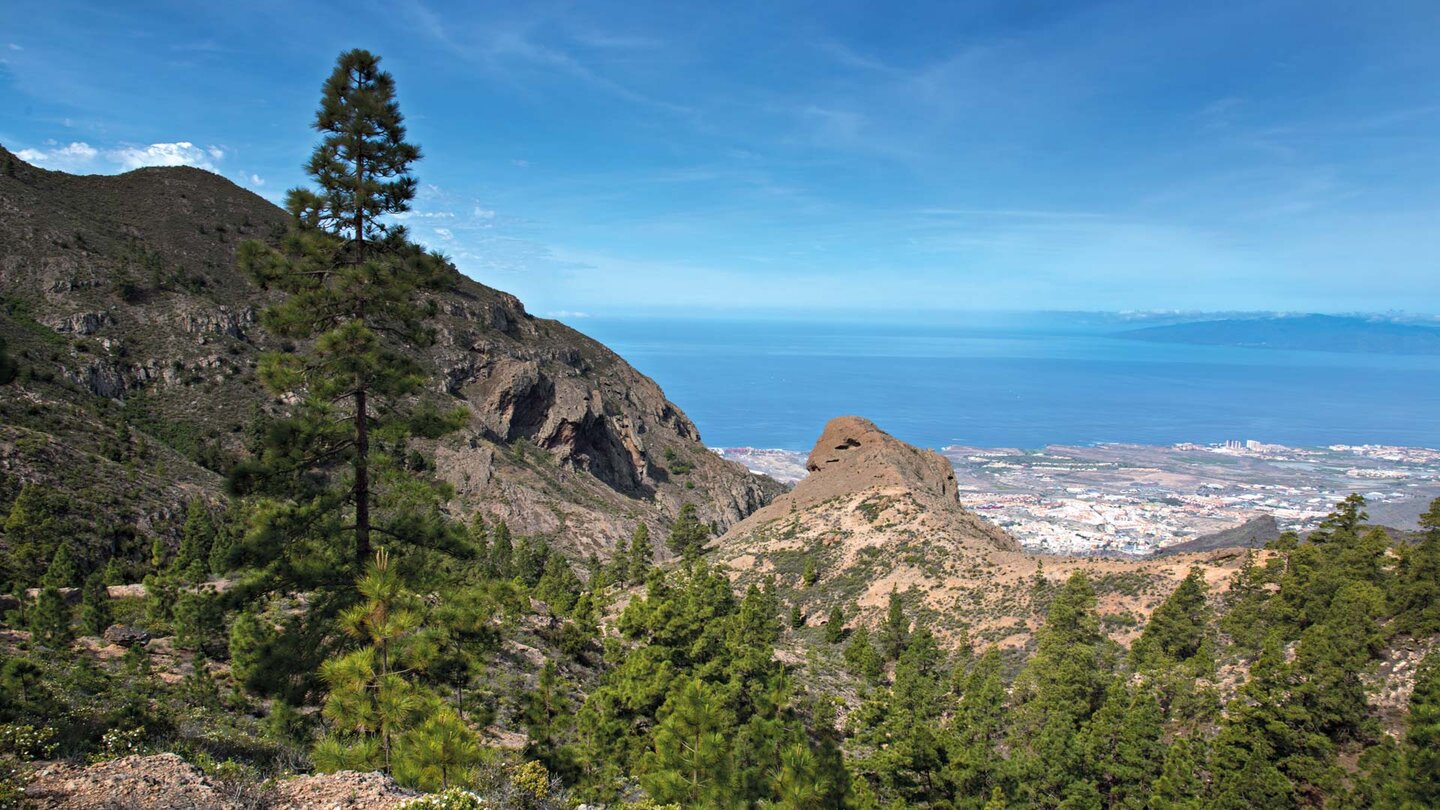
[0,49,1437,810]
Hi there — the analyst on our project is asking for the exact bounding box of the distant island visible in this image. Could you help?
[1119,313,1440,355]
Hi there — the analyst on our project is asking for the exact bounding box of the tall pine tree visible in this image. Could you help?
[232,49,458,575]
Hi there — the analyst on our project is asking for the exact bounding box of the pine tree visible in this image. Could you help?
[629,522,653,583]
[174,499,213,582]
[1132,566,1212,671]
[228,609,277,692]
[807,697,853,809]
[880,588,910,661]
[465,515,491,576]
[824,606,846,644]
[667,503,711,559]
[607,533,630,584]
[1395,497,1440,634]
[944,648,1011,807]
[80,571,113,635]
[844,626,883,680]
[231,49,458,572]
[639,678,734,808]
[40,542,78,588]
[395,707,482,791]
[858,627,949,805]
[802,557,819,587]
[316,548,429,774]
[513,537,551,586]
[490,521,514,578]
[143,571,178,626]
[29,585,72,647]
[0,658,43,704]
[771,743,832,810]
[1009,571,1114,807]
[207,516,238,577]
[173,586,225,655]
[523,660,573,776]
[1401,648,1440,805]
[3,483,60,587]
[1079,684,1163,809]
[789,603,805,630]
[1150,736,1206,810]
[182,653,222,708]
[536,554,582,615]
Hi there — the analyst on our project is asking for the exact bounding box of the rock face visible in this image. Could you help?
[0,146,782,558]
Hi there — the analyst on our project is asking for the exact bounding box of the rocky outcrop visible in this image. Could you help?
[103,624,151,647]
[26,754,226,809]
[265,770,418,809]
[729,416,1018,552]
[1365,634,1440,734]
[24,754,419,809]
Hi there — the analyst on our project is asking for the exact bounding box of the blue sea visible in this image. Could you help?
[570,312,1440,451]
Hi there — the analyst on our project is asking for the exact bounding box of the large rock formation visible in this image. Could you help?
[0,146,781,559]
[726,416,1018,553]
[716,416,1253,647]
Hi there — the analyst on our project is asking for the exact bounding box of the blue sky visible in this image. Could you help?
[3,0,1439,317]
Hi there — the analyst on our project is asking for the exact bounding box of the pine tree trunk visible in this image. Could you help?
[355,387,370,569]
[352,150,370,571]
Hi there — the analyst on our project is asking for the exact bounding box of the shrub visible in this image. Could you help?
[0,724,57,760]
[398,788,493,810]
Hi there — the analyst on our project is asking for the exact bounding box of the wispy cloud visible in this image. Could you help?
[397,0,690,115]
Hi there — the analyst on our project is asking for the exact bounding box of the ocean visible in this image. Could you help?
[569,312,1440,451]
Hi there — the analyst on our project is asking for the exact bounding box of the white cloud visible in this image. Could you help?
[15,139,232,175]
[7,43,21,51]
[249,173,265,186]
[511,158,530,168]
[108,141,221,171]
[14,141,100,172]
[472,206,496,220]
[433,227,455,241]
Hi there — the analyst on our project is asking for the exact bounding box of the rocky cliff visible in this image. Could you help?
[0,146,781,558]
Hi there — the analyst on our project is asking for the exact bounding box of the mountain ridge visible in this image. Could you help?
[0,145,782,562]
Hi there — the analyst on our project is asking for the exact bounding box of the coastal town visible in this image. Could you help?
[717,440,1440,556]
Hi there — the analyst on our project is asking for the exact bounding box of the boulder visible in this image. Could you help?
[103,624,151,647]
